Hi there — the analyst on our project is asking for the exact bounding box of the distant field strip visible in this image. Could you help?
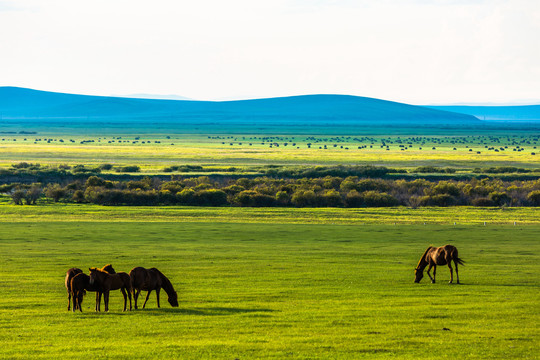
[1,204,539,224]
[0,134,539,168]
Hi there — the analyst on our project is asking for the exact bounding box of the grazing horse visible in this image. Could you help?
[65,264,116,312]
[89,267,132,312]
[65,267,83,311]
[130,267,179,309]
[414,245,464,284]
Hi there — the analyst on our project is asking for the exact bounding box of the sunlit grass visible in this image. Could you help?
[0,221,538,359]
[0,133,539,169]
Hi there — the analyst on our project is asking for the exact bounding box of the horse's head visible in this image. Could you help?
[414,267,424,283]
[88,268,98,286]
[101,264,116,274]
[168,291,179,307]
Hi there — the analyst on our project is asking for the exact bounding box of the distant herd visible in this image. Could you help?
[65,245,463,312]
[65,265,178,312]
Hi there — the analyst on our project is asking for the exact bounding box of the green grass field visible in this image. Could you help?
[0,216,538,359]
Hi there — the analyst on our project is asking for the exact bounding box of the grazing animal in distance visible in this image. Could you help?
[130,267,179,309]
[414,245,464,284]
[65,267,83,311]
[89,267,132,312]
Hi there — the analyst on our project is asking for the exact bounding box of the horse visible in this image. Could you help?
[414,245,464,284]
[65,264,115,312]
[89,267,132,311]
[70,272,90,312]
[65,267,83,311]
[129,267,179,309]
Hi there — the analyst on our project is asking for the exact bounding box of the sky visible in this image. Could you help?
[0,0,539,104]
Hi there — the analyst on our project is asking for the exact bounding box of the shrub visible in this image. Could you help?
[527,190,540,206]
[362,191,399,207]
[430,181,460,197]
[472,198,496,207]
[291,190,318,207]
[345,190,363,207]
[44,184,66,202]
[115,165,140,173]
[321,190,343,207]
[489,192,511,206]
[193,189,228,206]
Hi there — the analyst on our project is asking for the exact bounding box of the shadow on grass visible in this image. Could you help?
[137,306,276,316]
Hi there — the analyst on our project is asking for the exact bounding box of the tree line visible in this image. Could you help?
[3,175,540,208]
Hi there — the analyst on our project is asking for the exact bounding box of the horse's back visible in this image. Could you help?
[65,268,83,292]
[129,267,148,288]
[109,271,132,290]
[71,272,90,292]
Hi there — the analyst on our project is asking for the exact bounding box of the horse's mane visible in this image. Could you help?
[89,267,110,274]
[150,268,176,295]
[101,264,116,273]
[416,246,433,269]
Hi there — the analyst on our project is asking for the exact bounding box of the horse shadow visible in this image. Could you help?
[141,307,276,316]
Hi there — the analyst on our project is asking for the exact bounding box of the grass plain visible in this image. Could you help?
[1,127,539,359]
[0,132,539,170]
[0,220,538,359]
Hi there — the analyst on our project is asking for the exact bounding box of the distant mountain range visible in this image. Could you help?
[0,87,480,129]
[427,105,540,121]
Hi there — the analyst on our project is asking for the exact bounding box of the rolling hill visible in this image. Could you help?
[0,87,479,129]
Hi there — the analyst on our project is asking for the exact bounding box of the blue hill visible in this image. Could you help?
[0,87,479,128]
[428,105,540,121]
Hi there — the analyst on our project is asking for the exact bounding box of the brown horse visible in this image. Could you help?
[89,267,132,311]
[130,267,179,309]
[65,264,115,312]
[414,245,464,284]
[70,273,90,312]
[65,267,83,311]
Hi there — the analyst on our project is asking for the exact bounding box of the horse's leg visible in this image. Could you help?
[426,264,435,283]
[78,294,83,312]
[448,263,454,284]
[104,291,110,312]
[128,287,132,311]
[134,289,141,309]
[95,292,101,312]
[156,288,161,308]
[68,291,71,311]
[121,288,127,312]
[454,260,460,284]
[72,292,77,312]
[142,290,152,309]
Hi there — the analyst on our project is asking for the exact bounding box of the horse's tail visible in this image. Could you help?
[452,246,465,266]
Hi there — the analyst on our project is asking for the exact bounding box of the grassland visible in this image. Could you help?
[1,125,539,359]
[1,202,540,225]
[0,132,539,171]
[0,219,538,359]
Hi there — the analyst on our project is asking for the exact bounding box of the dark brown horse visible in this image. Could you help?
[89,267,132,311]
[65,267,83,311]
[130,267,179,309]
[70,272,90,312]
[414,245,464,284]
[65,264,115,312]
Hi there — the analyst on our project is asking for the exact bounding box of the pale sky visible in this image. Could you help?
[0,0,539,104]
